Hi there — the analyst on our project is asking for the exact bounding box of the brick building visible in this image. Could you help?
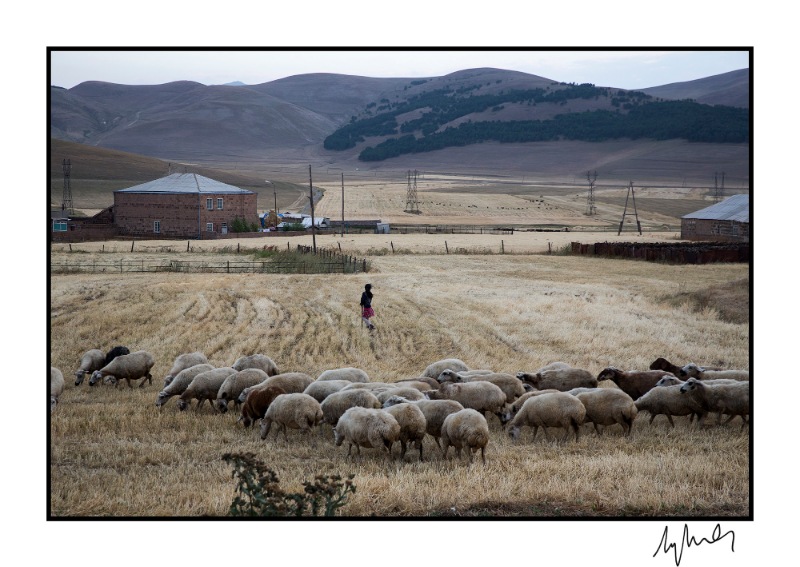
[114,173,258,238]
[681,194,750,242]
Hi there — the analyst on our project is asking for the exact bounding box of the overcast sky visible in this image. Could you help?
[49,49,749,91]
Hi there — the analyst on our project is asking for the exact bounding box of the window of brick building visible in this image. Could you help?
[154,220,161,234]
[206,223,214,232]
[217,198,224,210]
[206,198,213,210]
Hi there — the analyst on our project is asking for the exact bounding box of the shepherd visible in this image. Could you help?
[360,283,376,330]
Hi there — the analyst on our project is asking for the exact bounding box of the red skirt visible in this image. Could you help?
[362,307,375,319]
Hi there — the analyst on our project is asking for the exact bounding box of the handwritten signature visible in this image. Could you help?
[654,524,735,566]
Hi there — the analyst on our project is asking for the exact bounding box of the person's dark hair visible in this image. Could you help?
[365,284,372,290]
[364,283,372,298]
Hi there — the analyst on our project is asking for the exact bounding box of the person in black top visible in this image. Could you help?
[360,283,375,330]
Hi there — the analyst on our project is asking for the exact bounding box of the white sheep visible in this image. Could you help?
[574,388,638,436]
[633,384,705,427]
[176,367,237,411]
[388,379,435,392]
[437,370,526,403]
[320,389,382,428]
[440,408,490,464]
[215,368,271,413]
[51,367,65,414]
[679,363,749,382]
[155,363,215,409]
[382,395,464,449]
[333,406,401,459]
[260,393,324,441]
[316,367,370,383]
[381,402,427,461]
[506,391,586,443]
[163,352,209,387]
[421,358,469,379]
[237,372,315,403]
[89,350,156,388]
[516,367,597,392]
[302,379,352,403]
[231,354,280,377]
[74,349,106,386]
[423,380,506,424]
[679,377,750,428]
[499,389,563,423]
[376,387,425,404]
[341,381,395,393]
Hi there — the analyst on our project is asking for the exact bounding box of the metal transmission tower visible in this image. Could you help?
[61,158,73,215]
[404,169,420,214]
[713,171,726,202]
[617,181,642,235]
[585,170,598,215]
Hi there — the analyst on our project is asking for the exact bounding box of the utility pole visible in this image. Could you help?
[586,170,597,216]
[617,180,642,235]
[341,172,345,237]
[62,158,73,215]
[309,165,316,253]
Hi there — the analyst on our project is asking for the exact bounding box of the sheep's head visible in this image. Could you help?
[177,399,190,411]
[50,396,58,414]
[163,375,175,388]
[333,428,345,446]
[382,395,409,408]
[155,392,170,408]
[437,369,459,383]
[680,377,702,394]
[214,399,229,413]
[649,357,670,371]
[506,424,521,441]
[88,370,104,386]
[679,363,702,378]
[74,370,86,386]
[498,403,516,425]
[259,421,270,440]
[655,375,682,388]
[596,367,619,382]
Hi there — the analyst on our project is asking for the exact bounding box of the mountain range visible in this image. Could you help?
[50,67,750,186]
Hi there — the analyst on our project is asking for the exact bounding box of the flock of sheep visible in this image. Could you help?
[50,349,750,464]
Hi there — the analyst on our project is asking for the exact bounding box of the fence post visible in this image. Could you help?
[187,241,190,252]
[227,261,230,273]
[131,240,135,252]
[237,243,240,254]
[445,241,449,254]
[391,241,394,253]
[362,259,367,272]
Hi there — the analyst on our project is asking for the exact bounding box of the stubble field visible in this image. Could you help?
[49,242,750,518]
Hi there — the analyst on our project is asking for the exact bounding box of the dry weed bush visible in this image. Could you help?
[49,249,749,517]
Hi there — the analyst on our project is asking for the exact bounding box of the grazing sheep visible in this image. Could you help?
[679,377,750,428]
[633,385,705,427]
[163,352,209,387]
[383,395,465,449]
[516,367,597,392]
[499,389,562,423]
[231,354,279,377]
[440,408,490,464]
[320,389,382,428]
[51,367,65,414]
[438,370,526,403]
[381,402,427,461]
[89,350,155,388]
[678,363,749,382]
[103,346,130,367]
[74,349,106,386]
[575,388,638,436]
[214,368,270,413]
[260,393,324,441]
[388,379,434,392]
[596,367,673,400]
[506,392,586,443]
[316,367,370,383]
[423,380,506,424]
[376,387,425,404]
[394,376,440,390]
[239,386,286,428]
[237,372,315,403]
[302,379,352,403]
[333,407,400,459]
[532,361,572,374]
[155,363,215,409]
[176,367,237,411]
[421,358,469,379]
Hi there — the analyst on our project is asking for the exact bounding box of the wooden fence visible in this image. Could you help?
[569,241,750,264]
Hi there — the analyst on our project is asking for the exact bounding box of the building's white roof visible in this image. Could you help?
[114,173,254,195]
[682,194,749,222]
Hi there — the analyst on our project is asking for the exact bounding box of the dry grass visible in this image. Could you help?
[49,244,750,518]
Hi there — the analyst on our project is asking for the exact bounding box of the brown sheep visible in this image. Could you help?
[239,385,287,428]
[596,367,673,400]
